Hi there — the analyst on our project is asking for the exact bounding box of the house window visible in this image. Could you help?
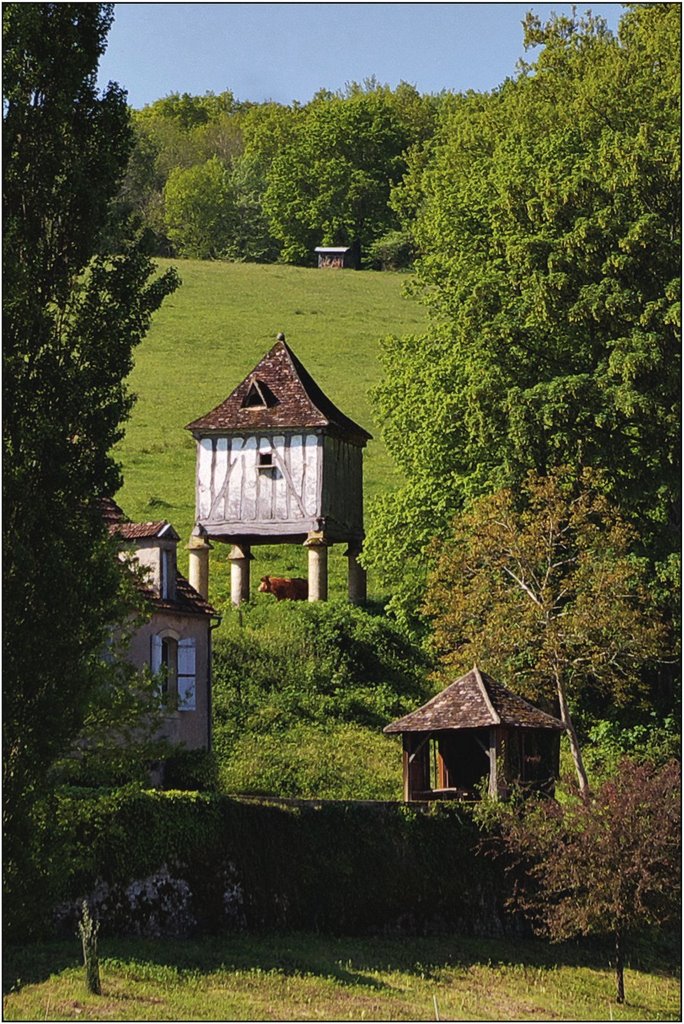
[177,638,197,711]
[160,636,177,698]
[151,632,196,712]
[258,450,274,469]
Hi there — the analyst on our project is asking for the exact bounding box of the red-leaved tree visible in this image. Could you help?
[495,758,681,1004]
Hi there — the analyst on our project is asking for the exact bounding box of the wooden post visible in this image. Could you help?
[345,543,367,604]
[187,528,212,600]
[404,732,431,801]
[488,726,500,799]
[228,543,252,605]
[402,735,412,802]
[438,743,448,790]
[305,532,330,601]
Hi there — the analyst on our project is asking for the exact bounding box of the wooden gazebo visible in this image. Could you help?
[384,666,564,802]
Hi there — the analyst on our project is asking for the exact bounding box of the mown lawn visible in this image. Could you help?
[115,259,425,604]
[4,932,680,1021]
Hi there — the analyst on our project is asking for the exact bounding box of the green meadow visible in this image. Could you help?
[115,260,426,606]
[4,932,680,1021]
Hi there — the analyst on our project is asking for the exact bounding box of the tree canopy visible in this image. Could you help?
[112,80,439,264]
[263,82,434,263]
[496,758,681,1003]
[164,155,237,259]
[365,4,681,623]
[423,468,669,795]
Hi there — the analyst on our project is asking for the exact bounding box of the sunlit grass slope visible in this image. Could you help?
[115,260,425,606]
[4,932,680,1021]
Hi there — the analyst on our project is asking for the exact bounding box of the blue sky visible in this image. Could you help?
[98,2,625,109]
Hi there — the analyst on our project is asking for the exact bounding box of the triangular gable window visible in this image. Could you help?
[241,379,278,409]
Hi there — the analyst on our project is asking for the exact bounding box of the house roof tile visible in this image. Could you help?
[102,498,219,619]
[137,572,219,619]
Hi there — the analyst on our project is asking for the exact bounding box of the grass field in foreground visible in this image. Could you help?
[4,932,679,1022]
[114,259,426,606]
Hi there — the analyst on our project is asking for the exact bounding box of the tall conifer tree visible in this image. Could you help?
[2,3,178,931]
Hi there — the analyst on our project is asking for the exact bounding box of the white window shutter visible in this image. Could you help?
[150,634,164,701]
[177,637,196,711]
[150,634,163,673]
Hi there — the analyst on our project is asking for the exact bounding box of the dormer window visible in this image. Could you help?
[241,379,278,409]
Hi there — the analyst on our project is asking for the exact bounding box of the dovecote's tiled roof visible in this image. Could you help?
[384,667,564,734]
[185,338,372,446]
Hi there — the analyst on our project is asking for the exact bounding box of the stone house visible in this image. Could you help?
[103,499,220,752]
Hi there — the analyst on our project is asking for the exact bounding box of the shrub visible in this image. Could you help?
[212,601,430,800]
[581,714,680,781]
[219,723,403,800]
[367,229,415,270]
[495,759,681,1004]
[162,748,219,792]
[46,789,511,938]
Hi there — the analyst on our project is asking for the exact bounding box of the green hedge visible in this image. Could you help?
[44,789,517,940]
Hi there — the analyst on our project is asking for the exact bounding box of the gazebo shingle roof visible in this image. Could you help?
[184,337,372,445]
[384,667,564,734]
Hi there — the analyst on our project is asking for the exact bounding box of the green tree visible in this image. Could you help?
[495,759,681,1004]
[3,2,178,933]
[107,118,170,253]
[226,151,281,262]
[366,5,681,622]
[263,84,417,263]
[163,155,236,258]
[423,469,669,797]
[120,91,278,258]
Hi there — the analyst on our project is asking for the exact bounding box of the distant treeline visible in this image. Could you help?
[109,78,450,266]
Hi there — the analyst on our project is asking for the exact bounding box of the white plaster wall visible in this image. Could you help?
[197,432,322,527]
[127,611,211,751]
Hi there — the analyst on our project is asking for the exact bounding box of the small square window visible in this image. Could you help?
[258,451,274,468]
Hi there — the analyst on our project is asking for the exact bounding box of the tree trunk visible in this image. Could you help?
[615,927,625,1004]
[554,673,590,800]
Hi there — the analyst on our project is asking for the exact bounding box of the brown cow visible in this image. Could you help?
[258,575,308,601]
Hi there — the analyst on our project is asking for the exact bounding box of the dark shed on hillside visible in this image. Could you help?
[384,666,564,802]
[314,245,360,269]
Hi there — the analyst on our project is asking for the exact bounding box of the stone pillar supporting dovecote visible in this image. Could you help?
[228,543,253,606]
[187,527,212,600]
[345,543,367,604]
[304,531,331,602]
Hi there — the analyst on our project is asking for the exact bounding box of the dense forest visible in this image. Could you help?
[110,77,440,265]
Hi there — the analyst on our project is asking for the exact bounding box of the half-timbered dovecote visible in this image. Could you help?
[185,335,372,604]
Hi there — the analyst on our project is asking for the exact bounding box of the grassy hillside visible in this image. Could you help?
[114,259,426,606]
